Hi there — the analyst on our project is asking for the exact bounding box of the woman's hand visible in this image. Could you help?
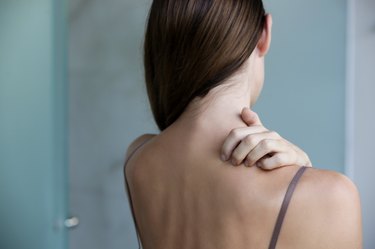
[221,107,312,170]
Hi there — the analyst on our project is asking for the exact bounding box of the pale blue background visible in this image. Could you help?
[258,0,346,173]
[0,0,348,248]
[68,1,347,249]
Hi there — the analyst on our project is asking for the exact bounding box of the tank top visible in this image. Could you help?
[124,137,308,249]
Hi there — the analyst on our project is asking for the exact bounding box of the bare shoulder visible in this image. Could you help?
[300,167,361,218]
[281,167,362,249]
[125,133,157,159]
[298,167,360,208]
[124,133,157,177]
[223,166,362,249]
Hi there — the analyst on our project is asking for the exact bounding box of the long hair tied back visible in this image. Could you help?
[144,0,266,131]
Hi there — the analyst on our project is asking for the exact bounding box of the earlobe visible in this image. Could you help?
[257,14,272,57]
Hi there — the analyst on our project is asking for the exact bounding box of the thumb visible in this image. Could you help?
[241,107,263,126]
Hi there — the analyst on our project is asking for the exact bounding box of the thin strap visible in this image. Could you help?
[124,137,153,167]
[268,166,308,249]
[124,137,154,249]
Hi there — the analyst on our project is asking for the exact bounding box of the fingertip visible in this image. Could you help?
[242,107,250,112]
[241,108,255,125]
[231,159,239,166]
[249,111,259,120]
[241,107,249,115]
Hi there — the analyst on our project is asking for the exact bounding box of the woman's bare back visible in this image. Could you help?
[124,133,362,249]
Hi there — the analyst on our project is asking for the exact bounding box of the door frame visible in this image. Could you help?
[345,0,356,179]
[52,0,69,248]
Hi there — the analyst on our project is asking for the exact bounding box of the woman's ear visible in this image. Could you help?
[257,14,272,57]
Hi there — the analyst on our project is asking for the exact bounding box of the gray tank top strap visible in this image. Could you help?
[268,166,308,249]
[124,137,154,249]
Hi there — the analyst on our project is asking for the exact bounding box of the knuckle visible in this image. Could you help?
[244,135,255,146]
[229,129,236,137]
[261,139,273,150]
[229,129,240,139]
[293,150,299,161]
[274,154,284,164]
[260,162,272,170]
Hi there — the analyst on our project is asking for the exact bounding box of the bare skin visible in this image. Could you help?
[221,107,312,169]
[125,132,361,249]
[124,14,362,249]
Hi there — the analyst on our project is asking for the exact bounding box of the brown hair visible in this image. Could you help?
[144,0,266,131]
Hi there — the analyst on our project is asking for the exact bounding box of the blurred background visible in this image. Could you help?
[0,0,374,248]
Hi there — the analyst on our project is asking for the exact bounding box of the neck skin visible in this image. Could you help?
[180,79,252,132]
[165,60,260,154]
[159,14,271,154]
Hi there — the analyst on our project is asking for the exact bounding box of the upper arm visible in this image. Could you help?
[286,169,362,249]
[321,172,362,248]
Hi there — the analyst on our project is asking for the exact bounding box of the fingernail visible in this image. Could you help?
[221,154,227,161]
[245,161,250,167]
[231,159,237,166]
[256,162,261,167]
